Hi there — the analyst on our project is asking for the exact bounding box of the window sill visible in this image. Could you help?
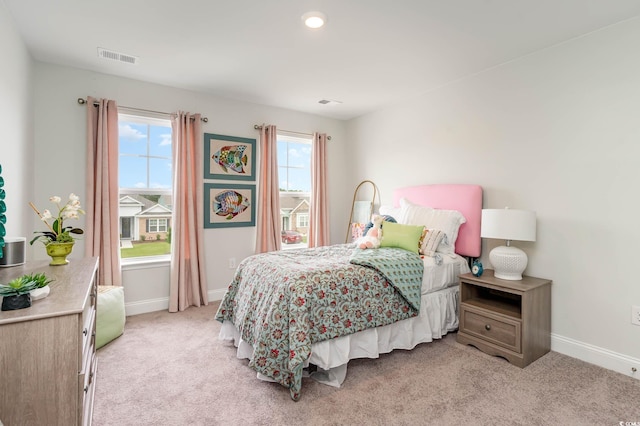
[121,255,171,271]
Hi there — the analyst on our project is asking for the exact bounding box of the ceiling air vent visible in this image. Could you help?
[97,47,138,65]
[318,99,342,105]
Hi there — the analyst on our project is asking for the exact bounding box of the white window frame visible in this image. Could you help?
[118,111,173,267]
[278,132,312,249]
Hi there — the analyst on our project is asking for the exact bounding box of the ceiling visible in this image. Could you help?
[4,0,640,120]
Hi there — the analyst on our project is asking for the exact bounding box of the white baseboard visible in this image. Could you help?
[551,333,639,380]
[208,288,227,302]
[124,289,227,316]
[124,297,169,316]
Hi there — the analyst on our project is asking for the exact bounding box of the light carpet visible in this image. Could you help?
[93,302,640,425]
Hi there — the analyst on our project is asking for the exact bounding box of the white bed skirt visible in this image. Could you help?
[219,284,459,387]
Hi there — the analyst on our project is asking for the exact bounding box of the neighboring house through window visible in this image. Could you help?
[278,132,311,248]
[118,112,173,259]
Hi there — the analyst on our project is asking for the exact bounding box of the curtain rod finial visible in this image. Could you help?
[77,98,86,105]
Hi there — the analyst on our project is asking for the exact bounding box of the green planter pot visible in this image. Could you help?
[45,241,74,266]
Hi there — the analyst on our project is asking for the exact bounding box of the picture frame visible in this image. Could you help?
[204,183,256,228]
[204,133,256,181]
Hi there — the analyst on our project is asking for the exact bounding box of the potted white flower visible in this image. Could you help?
[29,194,85,265]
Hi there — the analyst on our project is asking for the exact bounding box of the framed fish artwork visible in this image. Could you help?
[204,133,256,181]
[203,183,256,228]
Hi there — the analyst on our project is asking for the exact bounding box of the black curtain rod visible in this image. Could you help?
[77,98,208,123]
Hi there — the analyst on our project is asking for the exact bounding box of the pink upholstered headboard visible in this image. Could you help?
[393,184,483,258]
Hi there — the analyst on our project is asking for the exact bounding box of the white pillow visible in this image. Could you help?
[398,198,466,255]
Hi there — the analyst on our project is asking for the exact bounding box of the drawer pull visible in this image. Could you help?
[485,324,491,331]
[83,328,88,336]
[84,385,88,394]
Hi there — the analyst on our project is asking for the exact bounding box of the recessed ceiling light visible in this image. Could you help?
[302,11,327,29]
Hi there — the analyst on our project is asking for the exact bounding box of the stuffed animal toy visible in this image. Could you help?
[356,214,384,249]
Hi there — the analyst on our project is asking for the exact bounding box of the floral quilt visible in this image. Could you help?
[215,244,423,400]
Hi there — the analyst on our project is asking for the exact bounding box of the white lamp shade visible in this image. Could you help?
[482,208,536,280]
[481,209,536,242]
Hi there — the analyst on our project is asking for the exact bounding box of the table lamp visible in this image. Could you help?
[481,208,536,280]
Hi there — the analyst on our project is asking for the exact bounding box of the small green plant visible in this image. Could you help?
[156,233,161,241]
[21,272,53,289]
[0,277,38,297]
[140,235,147,241]
[0,273,53,297]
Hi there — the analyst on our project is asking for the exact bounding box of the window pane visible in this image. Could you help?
[149,125,172,157]
[120,156,148,188]
[119,122,147,155]
[288,144,311,168]
[278,133,312,250]
[277,142,288,166]
[288,168,310,192]
[149,158,172,189]
[119,113,173,260]
[278,166,289,191]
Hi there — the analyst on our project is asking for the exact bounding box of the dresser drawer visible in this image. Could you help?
[460,305,522,353]
[81,307,96,365]
[79,349,97,426]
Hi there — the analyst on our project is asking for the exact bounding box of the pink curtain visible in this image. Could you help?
[85,96,122,286]
[255,125,281,253]
[169,112,208,312]
[308,132,330,247]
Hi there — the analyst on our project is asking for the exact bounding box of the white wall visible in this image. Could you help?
[347,18,640,375]
[32,63,349,311]
[0,1,34,243]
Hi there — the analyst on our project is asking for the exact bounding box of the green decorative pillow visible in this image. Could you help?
[380,222,424,253]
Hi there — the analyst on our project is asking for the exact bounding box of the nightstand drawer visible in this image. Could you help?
[460,305,521,353]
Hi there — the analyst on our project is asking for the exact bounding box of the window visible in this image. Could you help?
[278,133,312,248]
[118,113,173,260]
[147,218,168,233]
[296,213,309,228]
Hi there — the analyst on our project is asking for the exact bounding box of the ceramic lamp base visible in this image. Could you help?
[489,245,528,280]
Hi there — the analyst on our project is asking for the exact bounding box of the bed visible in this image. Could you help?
[216,184,482,400]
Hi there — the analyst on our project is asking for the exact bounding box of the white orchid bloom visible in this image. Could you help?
[64,210,79,220]
[30,193,85,245]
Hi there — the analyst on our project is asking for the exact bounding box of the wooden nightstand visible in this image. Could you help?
[457,270,551,367]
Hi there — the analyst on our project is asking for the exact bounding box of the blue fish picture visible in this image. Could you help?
[213,190,250,220]
[212,145,248,174]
